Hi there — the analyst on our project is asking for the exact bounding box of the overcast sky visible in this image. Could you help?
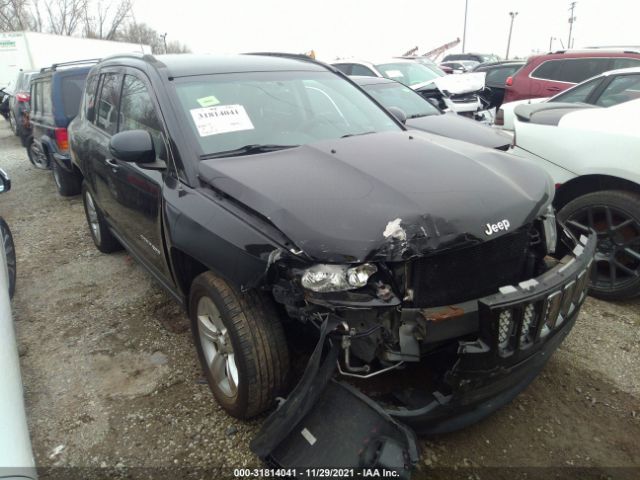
[131,0,639,61]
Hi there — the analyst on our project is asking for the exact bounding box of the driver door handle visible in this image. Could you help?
[105,158,119,169]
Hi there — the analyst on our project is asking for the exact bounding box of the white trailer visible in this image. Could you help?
[0,31,151,89]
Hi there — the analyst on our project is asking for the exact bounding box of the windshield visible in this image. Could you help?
[374,62,441,86]
[173,70,399,157]
[363,82,439,119]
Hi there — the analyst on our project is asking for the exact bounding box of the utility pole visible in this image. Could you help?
[549,36,556,51]
[160,33,168,54]
[505,11,518,60]
[568,1,577,50]
[462,0,469,53]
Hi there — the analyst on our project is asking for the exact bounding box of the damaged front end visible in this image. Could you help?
[251,214,596,476]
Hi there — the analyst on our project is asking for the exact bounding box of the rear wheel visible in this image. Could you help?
[26,137,49,169]
[189,271,289,419]
[81,182,121,253]
[559,190,640,300]
[9,112,18,135]
[52,159,81,196]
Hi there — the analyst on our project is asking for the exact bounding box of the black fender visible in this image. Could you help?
[163,182,294,292]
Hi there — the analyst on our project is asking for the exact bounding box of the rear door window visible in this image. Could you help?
[611,57,640,69]
[557,58,612,83]
[551,77,603,103]
[30,82,39,114]
[42,80,52,115]
[61,75,87,119]
[83,74,99,122]
[95,72,122,135]
[595,74,640,107]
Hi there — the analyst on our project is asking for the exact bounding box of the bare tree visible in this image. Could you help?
[120,21,162,52]
[0,0,39,31]
[83,0,132,40]
[45,0,87,35]
[119,22,190,54]
[165,39,190,54]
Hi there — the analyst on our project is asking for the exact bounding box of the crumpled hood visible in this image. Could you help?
[198,131,552,262]
[406,112,512,149]
[415,72,486,95]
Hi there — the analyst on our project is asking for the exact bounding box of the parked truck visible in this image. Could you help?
[0,31,151,89]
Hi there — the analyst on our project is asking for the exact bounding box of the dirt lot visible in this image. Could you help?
[0,121,639,480]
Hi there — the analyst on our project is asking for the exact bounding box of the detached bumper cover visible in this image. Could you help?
[389,232,597,434]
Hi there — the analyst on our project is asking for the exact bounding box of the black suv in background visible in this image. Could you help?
[68,52,595,474]
[26,61,92,195]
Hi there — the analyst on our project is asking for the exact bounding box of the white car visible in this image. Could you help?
[331,58,488,116]
[510,98,640,300]
[0,169,37,480]
[496,66,640,131]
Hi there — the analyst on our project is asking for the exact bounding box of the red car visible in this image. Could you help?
[503,49,640,103]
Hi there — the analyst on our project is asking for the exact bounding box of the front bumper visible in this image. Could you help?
[389,231,596,434]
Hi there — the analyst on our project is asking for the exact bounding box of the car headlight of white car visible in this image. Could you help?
[542,204,557,254]
[301,263,377,293]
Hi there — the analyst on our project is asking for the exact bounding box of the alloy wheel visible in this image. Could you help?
[196,296,239,397]
[566,204,640,291]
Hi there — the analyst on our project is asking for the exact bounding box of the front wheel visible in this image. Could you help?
[559,190,640,300]
[189,271,289,419]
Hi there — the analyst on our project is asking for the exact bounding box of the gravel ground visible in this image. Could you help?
[0,121,639,480]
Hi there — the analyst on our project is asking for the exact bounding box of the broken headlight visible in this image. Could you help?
[300,263,377,293]
[542,204,557,254]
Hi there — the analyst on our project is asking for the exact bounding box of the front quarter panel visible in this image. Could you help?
[163,183,288,291]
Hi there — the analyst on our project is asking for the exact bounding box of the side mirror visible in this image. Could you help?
[109,130,156,164]
[0,168,11,194]
[387,106,407,124]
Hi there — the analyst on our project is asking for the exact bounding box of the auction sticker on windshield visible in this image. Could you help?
[190,104,254,137]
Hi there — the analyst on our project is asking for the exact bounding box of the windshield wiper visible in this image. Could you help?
[341,131,375,138]
[201,144,298,160]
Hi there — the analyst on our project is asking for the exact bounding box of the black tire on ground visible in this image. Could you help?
[0,217,16,300]
[189,271,289,419]
[81,181,121,253]
[52,159,81,196]
[9,112,17,135]
[26,137,49,169]
[558,190,640,300]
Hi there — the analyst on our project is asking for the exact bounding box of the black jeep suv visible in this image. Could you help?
[68,53,595,473]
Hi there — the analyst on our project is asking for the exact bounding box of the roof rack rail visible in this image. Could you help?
[40,58,101,73]
[243,51,342,74]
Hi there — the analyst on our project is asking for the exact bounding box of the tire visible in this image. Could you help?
[558,190,640,300]
[81,181,121,253]
[52,159,81,196]
[0,217,16,300]
[9,112,17,135]
[189,271,289,419]
[26,137,49,169]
